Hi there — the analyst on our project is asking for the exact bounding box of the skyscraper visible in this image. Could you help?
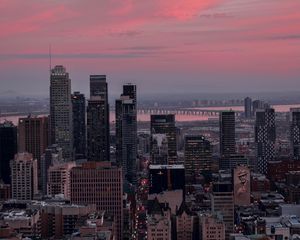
[291,109,300,160]
[50,65,73,160]
[219,111,236,157]
[47,161,75,199]
[10,152,38,200]
[70,162,123,240]
[212,182,234,240]
[0,121,17,184]
[244,97,252,118]
[87,75,110,162]
[115,84,137,184]
[252,100,270,116]
[151,114,177,165]
[72,92,86,159]
[184,135,212,184]
[18,115,49,189]
[149,165,185,196]
[90,75,108,99]
[255,108,276,174]
[41,144,63,195]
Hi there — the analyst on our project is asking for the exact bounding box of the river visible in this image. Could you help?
[1,104,299,125]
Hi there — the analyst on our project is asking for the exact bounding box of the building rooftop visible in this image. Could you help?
[149,164,184,169]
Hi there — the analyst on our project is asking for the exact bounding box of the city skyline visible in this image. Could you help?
[0,0,300,95]
[1,2,300,240]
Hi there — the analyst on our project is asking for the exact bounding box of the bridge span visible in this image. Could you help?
[136,108,243,117]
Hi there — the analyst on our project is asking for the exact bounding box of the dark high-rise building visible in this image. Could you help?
[184,135,212,184]
[41,144,63,195]
[212,182,234,240]
[115,84,137,184]
[50,65,73,160]
[150,114,177,164]
[70,162,123,240]
[18,115,49,190]
[87,75,110,162]
[18,115,49,161]
[252,100,270,116]
[219,111,236,157]
[90,75,108,99]
[149,165,185,196]
[219,154,248,170]
[122,84,136,104]
[291,109,300,160]
[244,97,252,118]
[0,121,17,184]
[255,108,276,174]
[72,92,86,159]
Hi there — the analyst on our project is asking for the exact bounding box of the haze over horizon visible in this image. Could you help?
[0,0,299,96]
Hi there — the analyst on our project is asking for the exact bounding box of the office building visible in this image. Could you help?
[219,154,248,170]
[147,198,172,240]
[41,144,63,195]
[115,84,137,183]
[10,152,38,200]
[39,203,96,239]
[18,115,49,190]
[244,97,252,118]
[184,135,212,184]
[291,109,300,160]
[149,165,185,196]
[72,91,86,159]
[0,121,17,184]
[151,114,177,164]
[87,75,110,162]
[219,111,236,157]
[50,65,73,160]
[70,162,123,240]
[212,182,234,240]
[200,214,225,240]
[253,100,270,116]
[255,108,276,174]
[151,134,168,165]
[47,161,76,199]
[176,202,197,240]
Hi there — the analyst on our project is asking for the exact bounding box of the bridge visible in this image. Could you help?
[136,108,243,117]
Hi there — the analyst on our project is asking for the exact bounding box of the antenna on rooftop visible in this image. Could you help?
[49,44,52,73]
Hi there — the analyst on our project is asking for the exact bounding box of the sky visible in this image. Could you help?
[0,0,300,97]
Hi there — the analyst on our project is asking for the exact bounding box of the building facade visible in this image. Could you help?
[291,109,300,160]
[50,65,73,160]
[219,111,236,157]
[72,91,86,159]
[10,152,38,200]
[184,135,212,184]
[244,97,252,118]
[212,182,234,240]
[47,161,76,199]
[255,108,276,174]
[87,75,110,162]
[70,162,123,240]
[151,114,177,165]
[0,121,17,184]
[18,115,49,190]
[115,84,137,184]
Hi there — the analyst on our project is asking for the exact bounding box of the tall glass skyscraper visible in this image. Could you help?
[115,84,137,184]
[150,114,177,165]
[50,65,73,160]
[72,92,86,159]
[255,108,276,174]
[219,111,236,157]
[0,121,17,184]
[87,75,110,162]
